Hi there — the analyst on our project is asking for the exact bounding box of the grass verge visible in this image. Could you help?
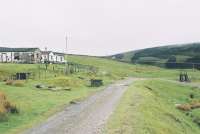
[105,79,200,134]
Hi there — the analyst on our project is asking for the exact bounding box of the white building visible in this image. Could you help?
[0,47,41,63]
[53,52,65,63]
[41,51,65,63]
[0,47,65,64]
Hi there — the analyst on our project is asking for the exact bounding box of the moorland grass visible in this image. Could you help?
[1,55,200,134]
[0,92,18,122]
[0,55,134,134]
[0,79,104,134]
[68,55,200,81]
[105,79,200,134]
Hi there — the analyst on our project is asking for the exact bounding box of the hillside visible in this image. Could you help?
[110,43,200,68]
[0,55,200,134]
[0,55,181,134]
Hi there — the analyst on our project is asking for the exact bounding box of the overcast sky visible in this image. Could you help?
[0,0,200,56]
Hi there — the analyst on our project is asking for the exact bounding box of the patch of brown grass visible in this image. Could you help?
[5,80,25,87]
[176,100,200,111]
[0,92,8,121]
[0,91,19,121]
[5,80,14,85]
[176,104,191,111]
[0,92,6,100]
[47,77,83,88]
[190,100,200,109]
[13,80,25,87]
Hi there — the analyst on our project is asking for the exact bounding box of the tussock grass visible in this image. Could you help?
[13,81,25,87]
[0,92,7,121]
[0,92,18,122]
[5,80,25,87]
[46,76,84,88]
[176,104,191,111]
[176,100,200,111]
[5,80,14,85]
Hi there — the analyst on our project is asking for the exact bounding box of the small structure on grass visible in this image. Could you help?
[179,72,190,82]
[13,72,31,80]
[90,79,103,87]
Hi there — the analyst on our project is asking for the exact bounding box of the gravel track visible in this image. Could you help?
[23,78,133,134]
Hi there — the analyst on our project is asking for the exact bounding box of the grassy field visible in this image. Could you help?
[0,63,109,134]
[68,55,200,81]
[68,55,176,78]
[0,56,126,134]
[0,79,104,134]
[105,79,200,134]
[1,55,200,134]
[0,63,66,81]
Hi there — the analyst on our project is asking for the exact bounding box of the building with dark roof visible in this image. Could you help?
[0,47,41,63]
[0,47,65,64]
[0,47,39,52]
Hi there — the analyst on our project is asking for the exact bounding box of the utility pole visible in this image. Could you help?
[65,35,68,75]
[65,35,68,63]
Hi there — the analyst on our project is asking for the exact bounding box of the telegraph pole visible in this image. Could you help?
[65,35,68,75]
[65,35,68,63]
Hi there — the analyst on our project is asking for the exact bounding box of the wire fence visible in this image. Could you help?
[35,62,98,80]
[3,62,98,81]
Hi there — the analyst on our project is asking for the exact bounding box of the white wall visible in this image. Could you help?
[56,55,65,63]
[41,52,56,63]
[0,51,41,63]
[41,54,48,63]
[49,52,55,62]
[0,52,14,62]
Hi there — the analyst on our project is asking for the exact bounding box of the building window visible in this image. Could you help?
[14,56,19,60]
[14,53,20,60]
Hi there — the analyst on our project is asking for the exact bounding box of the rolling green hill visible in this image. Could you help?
[109,43,200,68]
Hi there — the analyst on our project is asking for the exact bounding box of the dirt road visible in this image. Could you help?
[23,78,133,134]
